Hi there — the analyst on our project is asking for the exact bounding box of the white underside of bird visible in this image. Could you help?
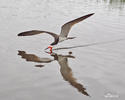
[59,37,67,42]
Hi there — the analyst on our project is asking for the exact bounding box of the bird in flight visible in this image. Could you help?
[18,13,94,51]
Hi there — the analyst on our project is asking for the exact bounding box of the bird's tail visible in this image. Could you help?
[67,37,76,39]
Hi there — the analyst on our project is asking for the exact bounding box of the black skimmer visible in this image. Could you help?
[18,13,94,51]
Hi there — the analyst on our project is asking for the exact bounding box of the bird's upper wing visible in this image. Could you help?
[59,13,94,37]
[18,30,59,45]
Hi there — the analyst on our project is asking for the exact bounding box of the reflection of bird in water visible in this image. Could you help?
[18,51,53,67]
[51,53,90,96]
[18,50,90,96]
[18,13,94,51]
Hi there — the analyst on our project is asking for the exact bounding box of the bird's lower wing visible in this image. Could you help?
[60,13,94,37]
[18,30,57,37]
[18,30,59,45]
[18,30,45,36]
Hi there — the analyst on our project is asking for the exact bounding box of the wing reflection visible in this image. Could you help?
[18,50,89,96]
[18,50,54,67]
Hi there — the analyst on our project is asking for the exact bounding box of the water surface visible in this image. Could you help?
[0,0,125,100]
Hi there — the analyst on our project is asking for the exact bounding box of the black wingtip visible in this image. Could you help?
[18,33,22,36]
[18,31,32,36]
[89,13,95,16]
[18,32,25,36]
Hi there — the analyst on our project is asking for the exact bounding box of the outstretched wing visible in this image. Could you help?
[18,30,59,45]
[60,13,94,38]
